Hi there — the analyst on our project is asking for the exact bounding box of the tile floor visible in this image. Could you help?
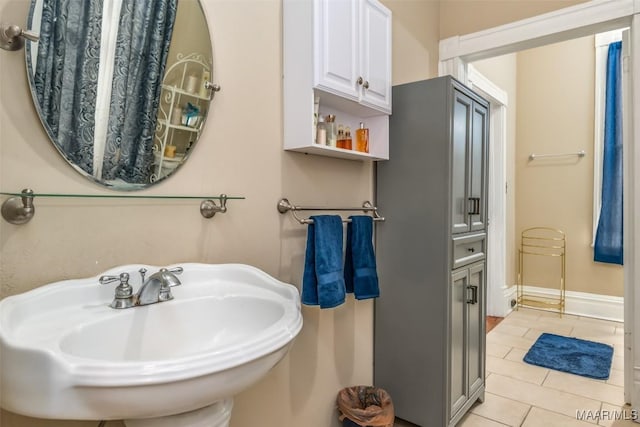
[394,308,630,427]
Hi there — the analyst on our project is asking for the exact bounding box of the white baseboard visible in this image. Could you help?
[504,285,623,322]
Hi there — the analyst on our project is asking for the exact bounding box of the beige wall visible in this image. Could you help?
[439,0,588,39]
[472,35,623,297]
[516,36,623,297]
[0,1,440,427]
[389,0,440,83]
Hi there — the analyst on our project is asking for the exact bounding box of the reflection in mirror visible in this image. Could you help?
[26,0,213,190]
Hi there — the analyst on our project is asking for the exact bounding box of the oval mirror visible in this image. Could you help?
[25,0,214,190]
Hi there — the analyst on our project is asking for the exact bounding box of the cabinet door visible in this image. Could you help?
[313,0,360,101]
[452,91,473,234]
[467,262,486,397]
[359,0,392,113]
[469,102,488,232]
[450,269,469,419]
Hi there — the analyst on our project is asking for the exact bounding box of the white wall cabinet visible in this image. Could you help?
[284,0,391,161]
[313,0,360,101]
[314,0,392,113]
[359,0,392,112]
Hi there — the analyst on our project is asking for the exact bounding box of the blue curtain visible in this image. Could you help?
[102,0,177,183]
[594,41,623,265]
[33,0,103,176]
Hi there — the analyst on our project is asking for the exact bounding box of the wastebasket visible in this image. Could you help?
[337,386,394,427]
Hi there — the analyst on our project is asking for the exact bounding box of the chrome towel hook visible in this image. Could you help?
[0,23,39,51]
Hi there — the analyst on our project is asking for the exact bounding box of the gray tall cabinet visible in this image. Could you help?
[375,76,489,427]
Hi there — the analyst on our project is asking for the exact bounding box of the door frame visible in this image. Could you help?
[438,0,638,406]
[466,65,509,318]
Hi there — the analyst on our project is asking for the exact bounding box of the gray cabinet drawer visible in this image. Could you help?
[452,233,486,269]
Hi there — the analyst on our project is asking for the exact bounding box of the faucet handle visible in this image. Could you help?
[157,268,182,288]
[99,273,135,309]
[99,274,120,285]
[99,272,131,289]
[164,267,183,287]
[113,273,133,297]
[167,266,183,275]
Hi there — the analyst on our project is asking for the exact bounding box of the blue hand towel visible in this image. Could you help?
[301,215,346,309]
[344,215,379,300]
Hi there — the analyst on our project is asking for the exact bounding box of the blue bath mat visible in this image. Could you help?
[523,333,614,379]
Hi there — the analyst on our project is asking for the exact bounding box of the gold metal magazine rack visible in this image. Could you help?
[517,227,566,315]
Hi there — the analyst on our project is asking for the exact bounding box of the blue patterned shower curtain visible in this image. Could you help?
[102,0,177,183]
[33,0,177,184]
[33,0,104,175]
[594,41,623,265]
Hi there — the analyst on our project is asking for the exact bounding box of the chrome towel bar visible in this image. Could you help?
[529,150,585,161]
[277,198,385,225]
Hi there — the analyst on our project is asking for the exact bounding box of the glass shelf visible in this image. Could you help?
[157,119,202,133]
[0,190,243,224]
[162,84,211,101]
[0,191,243,200]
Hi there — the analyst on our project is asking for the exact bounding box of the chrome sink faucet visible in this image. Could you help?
[136,268,182,305]
[99,267,183,309]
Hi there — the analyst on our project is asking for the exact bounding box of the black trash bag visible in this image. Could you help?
[337,386,394,427]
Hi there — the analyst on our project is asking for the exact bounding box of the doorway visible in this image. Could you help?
[438,0,637,407]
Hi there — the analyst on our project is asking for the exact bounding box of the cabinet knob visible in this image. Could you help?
[363,80,370,89]
[357,76,364,86]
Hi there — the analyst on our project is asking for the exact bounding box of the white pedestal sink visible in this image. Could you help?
[123,400,233,427]
[0,263,302,425]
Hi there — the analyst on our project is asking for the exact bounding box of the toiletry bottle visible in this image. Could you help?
[345,127,353,150]
[164,145,177,158]
[355,122,369,153]
[316,119,327,145]
[336,125,345,149]
[325,115,337,147]
[185,74,199,93]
